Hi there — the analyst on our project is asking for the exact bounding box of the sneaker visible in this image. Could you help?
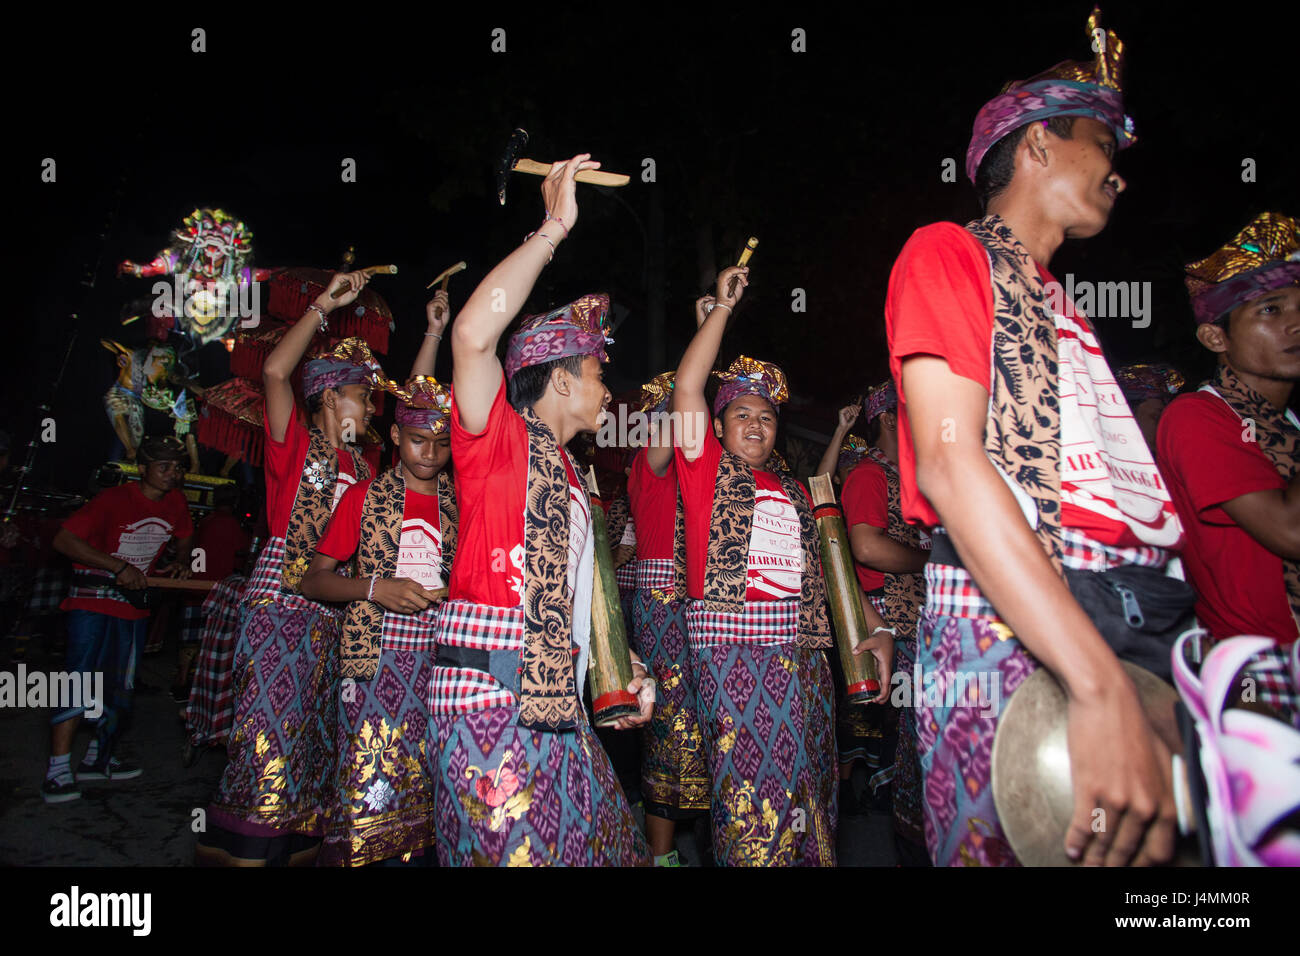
[41,775,81,804]
[653,849,684,867]
[75,755,143,781]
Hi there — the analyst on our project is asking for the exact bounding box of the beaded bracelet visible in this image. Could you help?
[306,303,329,333]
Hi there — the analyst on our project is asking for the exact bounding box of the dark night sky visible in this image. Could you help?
[8,2,1295,493]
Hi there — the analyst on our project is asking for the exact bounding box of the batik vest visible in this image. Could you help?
[280,425,371,594]
[965,214,1066,575]
[340,467,459,680]
[695,450,831,648]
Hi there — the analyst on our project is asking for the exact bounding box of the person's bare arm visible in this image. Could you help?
[903,354,1175,866]
[301,552,436,612]
[263,271,369,442]
[53,527,146,589]
[850,523,930,573]
[409,291,450,379]
[452,154,598,433]
[1220,472,1300,559]
[816,405,859,477]
[672,269,748,462]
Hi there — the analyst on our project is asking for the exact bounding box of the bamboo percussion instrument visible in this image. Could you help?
[728,237,758,298]
[992,661,1201,866]
[809,473,880,703]
[329,264,398,298]
[426,261,467,291]
[584,466,640,726]
[512,158,630,187]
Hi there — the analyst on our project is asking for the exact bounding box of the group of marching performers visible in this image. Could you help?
[51,6,1294,867]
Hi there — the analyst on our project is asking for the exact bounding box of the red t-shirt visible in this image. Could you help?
[192,511,252,582]
[626,448,677,561]
[840,458,889,592]
[262,413,358,538]
[1157,391,1297,643]
[447,375,587,608]
[675,430,807,601]
[885,222,1181,553]
[318,475,446,590]
[60,483,195,620]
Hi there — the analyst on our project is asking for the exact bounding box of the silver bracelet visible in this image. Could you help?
[306,303,329,333]
[707,302,733,316]
[367,576,377,601]
[527,230,556,263]
[424,331,442,339]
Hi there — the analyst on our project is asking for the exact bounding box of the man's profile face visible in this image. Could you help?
[562,355,612,434]
[1039,117,1126,240]
[330,383,376,437]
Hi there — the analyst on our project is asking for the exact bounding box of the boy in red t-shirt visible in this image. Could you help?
[303,377,455,866]
[672,266,840,866]
[1158,213,1300,646]
[429,155,651,867]
[886,11,1181,866]
[43,436,194,803]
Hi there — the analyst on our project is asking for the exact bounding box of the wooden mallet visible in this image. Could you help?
[330,264,398,299]
[426,261,467,292]
[511,158,630,188]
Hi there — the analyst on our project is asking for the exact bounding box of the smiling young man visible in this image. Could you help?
[672,267,838,867]
[430,155,652,867]
[42,435,194,803]
[1157,213,1300,645]
[303,376,457,866]
[885,8,1185,866]
[200,272,383,866]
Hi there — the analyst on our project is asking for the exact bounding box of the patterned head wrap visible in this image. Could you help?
[966,6,1135,183]
[504,293,614,380]
[712,355,789,417]
[838,434,869,472]
[1114,363,1184,404]
[302,337,384,399]
[864,380,898,422]
[636,371,676,415]
[1184,212,1300,325]
[379,375,452,434]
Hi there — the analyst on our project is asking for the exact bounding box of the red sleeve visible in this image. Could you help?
[264,410,309,484]
[1157,393,1286,525]
[841,461,889,531]
[62,489,111,544]
[451,373,525,478]
[170,491,195,540]
[317,479,371,561]
[886,222,994,391]
[674,427,723,507]
[361,442,382,479]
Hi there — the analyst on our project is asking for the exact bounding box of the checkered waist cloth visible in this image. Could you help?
[242,536,339,617]
[66,567,132,606]
[924,528,1169,623]
[379,600,440,651]
[634,558,674,593]
[615,561,638,595]
[429,599,527,715]
[685,597,798,648]
[1240,645,1300,724]
[868,593,887,617]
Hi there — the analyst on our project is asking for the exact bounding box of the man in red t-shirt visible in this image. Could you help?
[429,155,651,867]
[1158,213,1300,645]
[42,436,194,803]
[886,11,1179,866]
